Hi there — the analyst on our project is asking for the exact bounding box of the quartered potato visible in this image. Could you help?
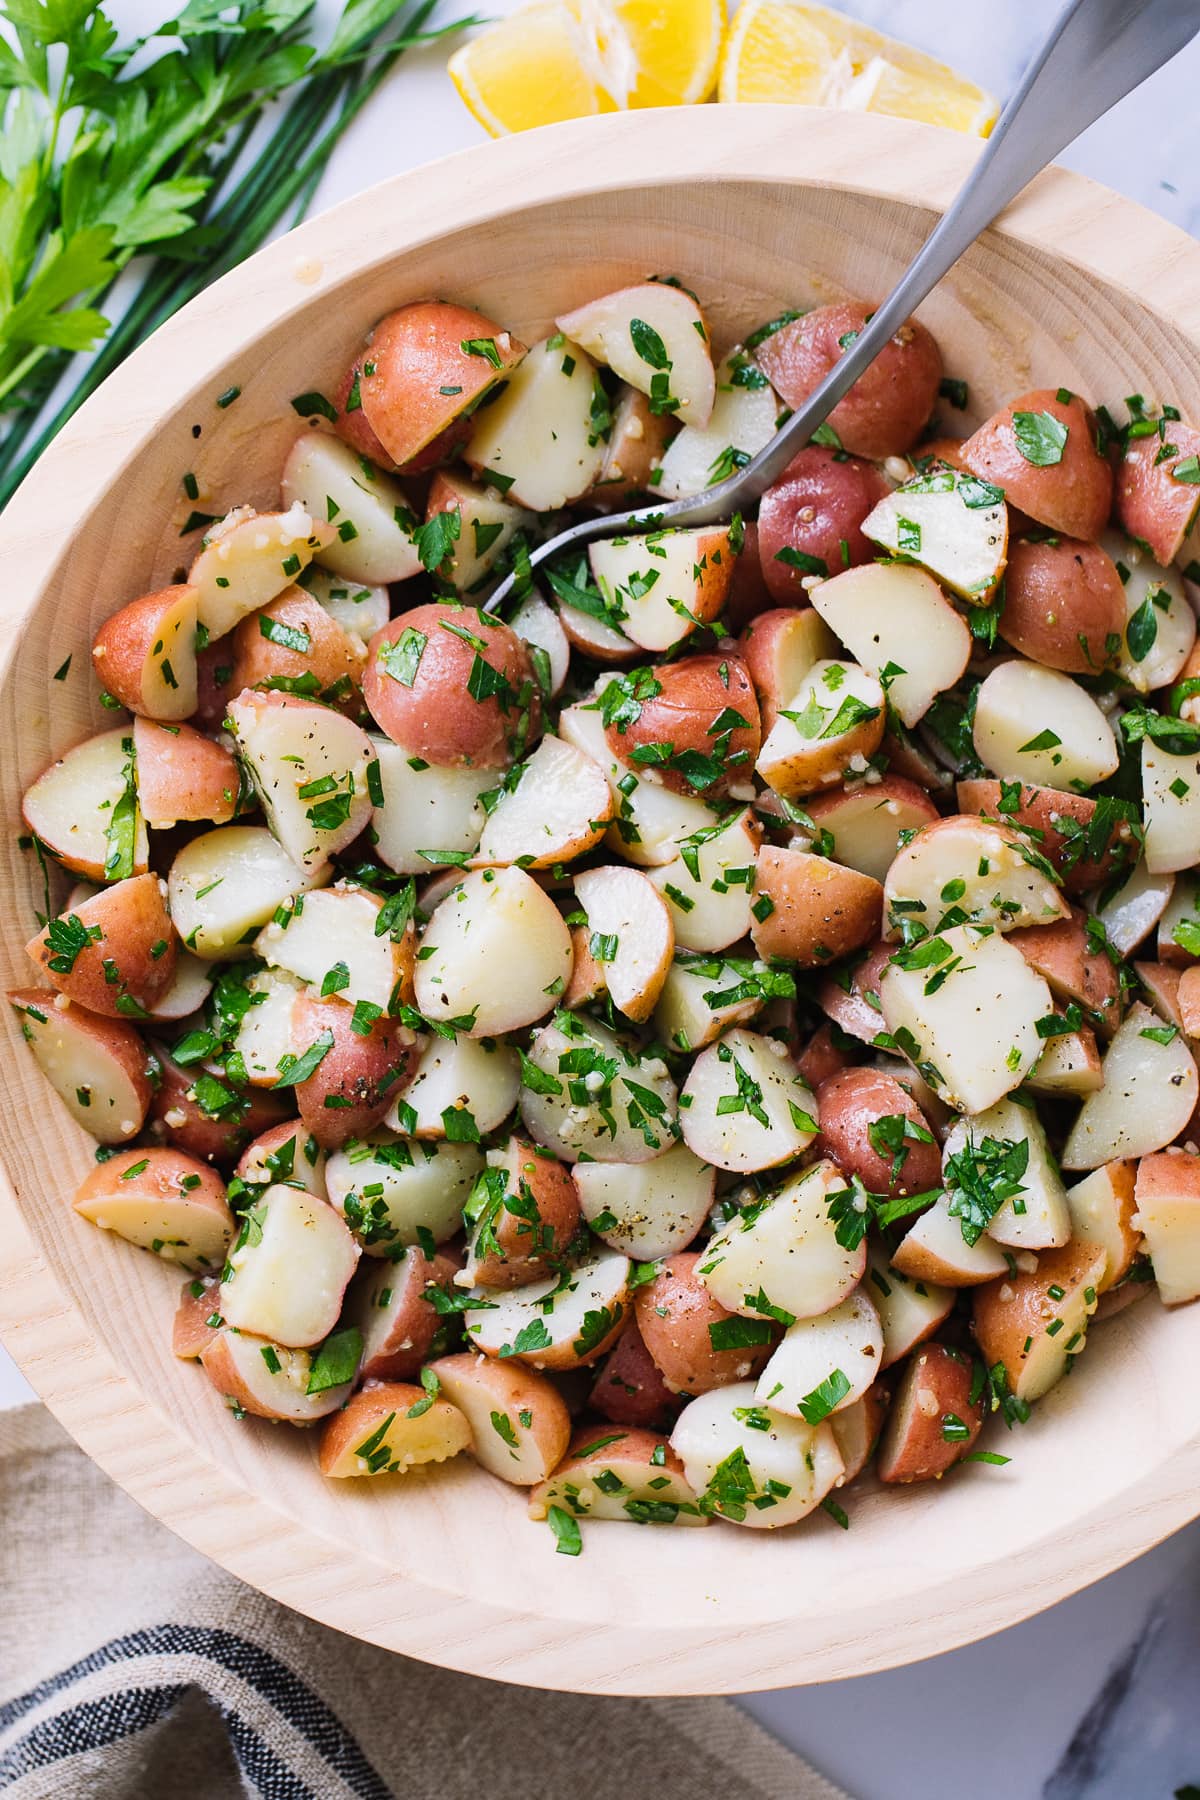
[972,660,1120,790]
[189,504,335,639]
[864,1243,954,1368]
[462,1135,580,1287]
[574,1140,714,1260]
[999,536,1125,674]
[426,468,533,595]
[370,738,492,875]
[326,1136,482,1251]
[801,777,940,884]
[755,1290,882,1418]
[647,808,761,952]
[281,430,422,586]
[1141,737,1200,874]
[227,691,374,873]
[8,990,153,1142]
[1133,1150,1200,1305]
[882,815,1068,938]
[573,864,674,1021]
[202,1331,356,1425]
[699,1158,862,1322]
[670,1381,844,1528]
[753,301,941,459]
[656,349,778,500]
[169,825,328,959]
[73,1147,233,1271]
[861,466,1008,602]
[400,1032,520,1140]
[22,729,148,883]
[133,717,240,829]
[475,735,614,868]
[740,606,838,737]
[462,1246,631,1370]
[973,1239,1106,1403]
[679,1027,817,1173]
[1062,1002,1199,1169]
[876,1344,985,1484]
[556,282,716,428]
[319,1382,472,1477]
[1065,1161,1140,1293]
[558,698,718,868]
[519,1013,679,1164]
[756,658,885,797]
[219,1183,359,1347]
[92,584,199,721]
[415,867,572,1037]
[431,1354,571,1487]
[942,1097,1071,1249]
[530,1425,706,1528]
[466,336,606,511]
[254,883,412,1010]
[751,847,882,967]
[589,525,738,653]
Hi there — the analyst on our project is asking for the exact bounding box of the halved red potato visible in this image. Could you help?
[883,814,1068,940]
[91,584,198,720]
[510,593,571,699]
[465,336,607,510]
[862,467,1008,602]
[680,1027,817,1174]
[1065,1161,1140,1293]
[796,1021,854,1089]
[236,1120,327,1196]
[572,865,673,1022]
[201,1329,355,1424]
[280,430,422,586]
[9,991,152,1141]
[430,1353,572,1486]
[738,606,837,738]
[756,659,885,797]
[750,847,883,967]
[756,446,888,603]
[399,1032,519,1140]
[574,1140,713,1261]
[998,536,1125,672]
[556,282,715,427]
[956,779,1140,896]
[169,825,328,960]
[290,994,418,1149]
[227,590,365,714]
[370,738,491,875]
[303,567,390,644]
[670,1380,844,1528]
[635,1250,776,1394]
[755,1288,881,1420]
[319,1380,471,1475]
[1137,960,1184,1024]
[1116,419,1200,565]
[333,358,467,470]
[149,951,214,1022]
[601,655,761,798]
[814,1065,939,1197]
[655,347,777,501]
[1133,1149,1200,1304]
[326,1137,482,1251]
[961,389,1113,541]
[973,1238,1107,1403]
[556,594,640,665]
[28,874,175,1017]
[1141,738,1200,875]
[172,1275,222,1359]
[133,717,239,829]
[364,602,539,769]
[808,563,972,730]
[219,1182,359,1346]
[647,808,762,952]
[254,884,412,1011]
[1062,1001,1199,1169]
[864,1244,954,1368]
[463,1136,581,1288]
[801,778,940,884]
[352,1246,457,1380]
[1010,906,1121,1034]
[475,736,613,869]
[942,1095,1070,1249]
[753,302,942,458]
[227,690,375,873]
[653,951,767,1054]
[972,660,1119,790]
[876,1344,985,1484]
[1025,1024,1104,1097]
[589,525,737,653]
[700,1158,863,1323]
[519,1015,678,1164]
[415,867,572,1037]
[189,505,335,639]
[462,1246,631,1370]
[557,699,718,869]
[890,1192,1008,1286]
[591,384,675,506]
[590,1316,679,1428]
[147,1042,288,1165]
[354,300,526,469]
[879,922,1052,1114]
[22,729,147,883]
[830,1384,888,1486]
[530,1425,706,1527]
[73,1147,232,1271]
[815,940,891,1045]
[426,467,532,594]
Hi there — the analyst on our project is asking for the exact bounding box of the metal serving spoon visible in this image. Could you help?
[486,0,1200,615]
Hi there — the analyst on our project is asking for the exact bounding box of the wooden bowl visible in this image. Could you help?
[2,108,1199,1696]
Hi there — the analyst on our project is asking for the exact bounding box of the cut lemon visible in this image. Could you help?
[719,0,997,136]
[448,0,725,137]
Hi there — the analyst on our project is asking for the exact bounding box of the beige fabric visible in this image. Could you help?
[0,1405,850,1800]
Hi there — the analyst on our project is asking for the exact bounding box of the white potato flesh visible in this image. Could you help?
[647,809,760,952]
[238,1126,326,1196]
[429,1357,565,1486]
[169,826,327,959]
[227,694,374,874]
[466,336,605,511]
[429,469,532,595]
[10,995,148,1142]
[557,597,638,663]
[808,562,972,728]
[370,738,491,876]
[1062,1001,1199,1169]
[74,1183,233,1273]
[879,923,1052,1114]
[1157,874,1200,965]
[755,1290,882,1418]
[202,1332,352,1423]
[670,1382,843,1529]
[281,431,421,585]
[22,729,148,882]
[798,783,938,884]
[1025,1028,1104,1096]
[530,1443,705,1526]
[148,951,215,1021]
[1088,860,1174,958]
[325,1137,482,1251]
[889,1192,1009,1285]
[1142,740,1200,874]
[573,864,674,1021]
[230,969,301,1084]
[700,1158,863,1322]
[1103,530,1196,694]
[589,526,734,654]
[883,815,1067,938]
[475,735,613,869]
[520,1016,678,1164]
[864,1244,954,1368]
[189,504,333,638]
[556,283,715,427]
[462,1247,631,1365]
[1133,1156,1200,1306]
[254,885,405,1009]
[972,660,1119,789]
[653,953,764,1053]
[511,592,571,697]
[415,867,572,1037]
[941,1097,1070,1249]
[219,1184,359,1347]
[679,1028,816,1174]
[301,567,390,644]
[397,1032,520,1138]
[862,468,1007,601]
[1066,1165,1140,1292]
[756,658,884,797]
[573,1140,714,1260]
[558,700,717,867]
[656,350,778,499]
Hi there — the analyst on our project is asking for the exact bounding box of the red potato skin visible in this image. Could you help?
[876,1344,985,1484]
[75,1143,226,1214]
[148,1043,290,1167]
[589,1314,680,1429]
[722,520,775,633]
[961,389,1113,540]
[754,302,942,458]
[358,1245,460,1381]
[291,995,419,1150]
[816,940,892,1043]
[172,1275,222,1359]
[795,1021,854,1089]
[804,774,941,849]
[955,779,1138,895]
[815,1066,941,1197]
[756,446,889,603]
[470,1139,582,1288]
[634,1252,776,1395]
[564,925,606,1008]
[27,874,176,1015]
[590,387,676,508]
[9,989,154,1133]
[738,606,836,737]
[90,585,195,716]
[602,655,761,797]
[1117,422,1200,565]
[228,591,365,717]
[191,640,238,730]
[134,717,240,827]
[355,302,526,469]
[999,537,1126,673]
[333,360,470,473]
[1010,907,1121,1035]
[235,1120,325,1191]
[751,848,884,967]
[364,602,540,769]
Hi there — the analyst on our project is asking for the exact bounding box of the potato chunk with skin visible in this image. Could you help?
[190,504,334,638]
[227,590,365,714]
[91,583,199,720]
[573,864,673,1022]
[22,729,148,883]
[556,282,715,427]
[530,1425,707,1528]
[862,467,1007,602]
[680,1028,817,1174]
[972,660,1119,790]
[671,1382,844,1529]
[466,335,606,511]
[802,777,940,885]
[656,348,778,500]
[1141,739,1200,874]
[883,815,1068,940]
[1116,420,1200,565]
[589,525,738,654]
[201,1330,355,1424]
[880,923,1051,1114]
[370,737,492,875]
[475,735,614,869]
[351,1245,457,1380]
[28,873,176,1017]
[1088,859,1175,957]
[942,1097,1071,1250]
[326,1137,482,1253]
[462,1135,581,1289]
[1133,1150,1200,1305]
[519,1015,678,1165]
[219,1184,359,1347]
[169,826,329,960]
[647,809,761,953]
[227,691,374,874]
[134,717,240,829]
[415,867,572,1038]
[808,562,972,728]
[865,1244,954,1368]
[961,388,1112,541]
[876,1344,985,1485]
[574,1141,714,1261]
[557,699,718,869]
[652,951,766,1054]
[1065,1161,1140,1292]
[699,1158,864,1323]
[399,1033,520,1141]
[426,468,533,594]
[364,602,540,771]
[751,847,882,967]
[253,885,412,1011]
[755,1290,881,1419]
[756,658,885,798]
[73,1147,233,1272]
[890,1193,1009,1286]
[461,1247,631,1370]
[635,1251,775,1394]
[430,1354,571,1487]
[319,1382,471,1477]
[281,430,421,586]
[1062,1001,1199,1170]
[9,990,152,1142]
[1104,530,1196,694]
[973,1239,1106,1403]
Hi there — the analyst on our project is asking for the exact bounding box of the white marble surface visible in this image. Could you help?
[4,4,1200,1795]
